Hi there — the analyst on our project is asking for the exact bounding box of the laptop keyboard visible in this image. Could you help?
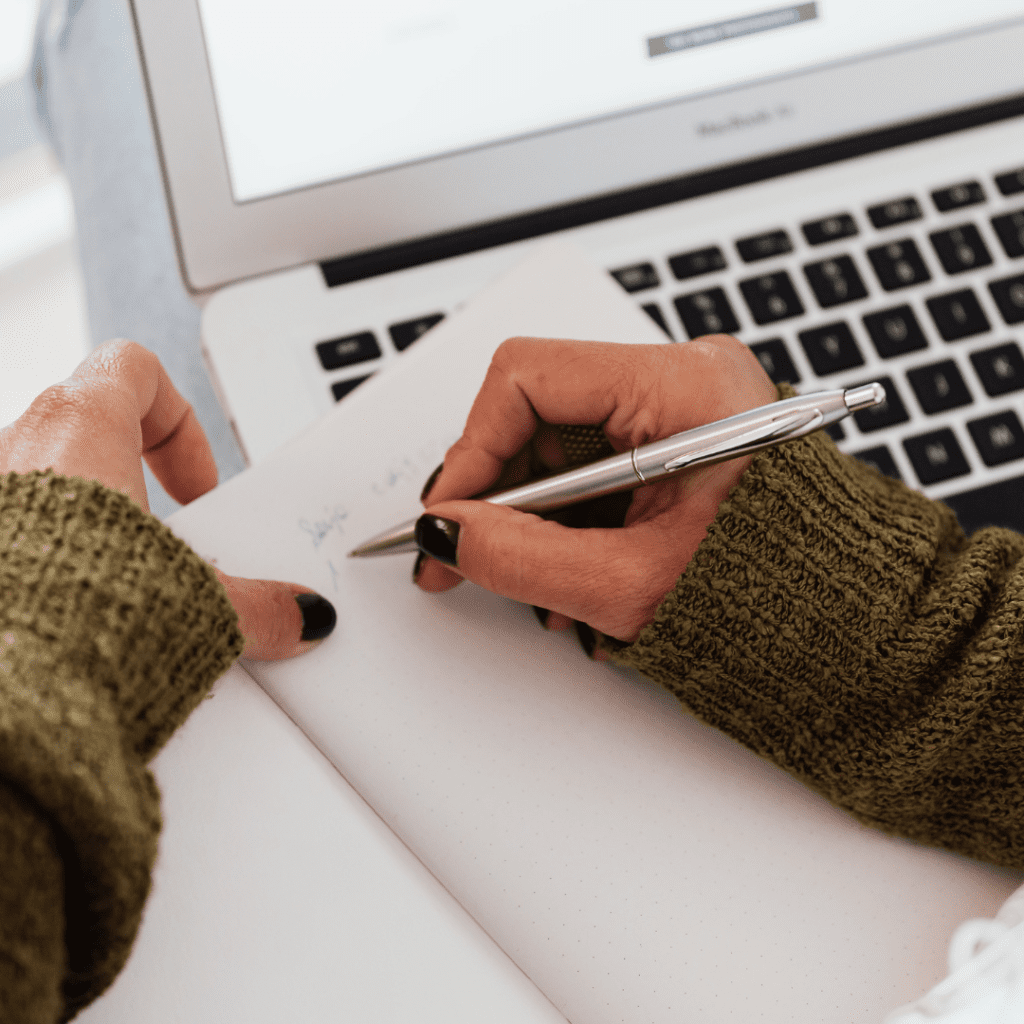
[316,165,1024,537]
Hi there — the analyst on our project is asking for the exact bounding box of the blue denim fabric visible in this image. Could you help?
[30,0,246,519]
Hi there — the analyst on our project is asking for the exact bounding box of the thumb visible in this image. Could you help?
[414,500,662,641]
[213,569,337,660]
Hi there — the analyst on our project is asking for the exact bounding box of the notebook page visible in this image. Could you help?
[76,663,568,1024]
[168,242,1023,1024]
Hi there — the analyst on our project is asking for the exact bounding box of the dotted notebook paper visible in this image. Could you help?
[171,244,1023,1024]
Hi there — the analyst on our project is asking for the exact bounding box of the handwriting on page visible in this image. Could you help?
[294,439,454,557]
[368,439,456,498]
[298,506,349,549]
[369,456,422,498]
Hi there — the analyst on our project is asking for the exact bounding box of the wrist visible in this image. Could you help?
[0,469,243,759]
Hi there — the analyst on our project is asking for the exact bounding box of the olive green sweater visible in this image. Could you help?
[0,471,243,1023]
[2,410,1023,1020]
[610,424,1024,870]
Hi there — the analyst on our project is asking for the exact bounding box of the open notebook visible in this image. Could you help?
[87,244,1023,1023]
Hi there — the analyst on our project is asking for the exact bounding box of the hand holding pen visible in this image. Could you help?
[393,335,877,645]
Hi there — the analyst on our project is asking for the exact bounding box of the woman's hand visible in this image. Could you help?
[0,339,335,659]
[414,335,776,644]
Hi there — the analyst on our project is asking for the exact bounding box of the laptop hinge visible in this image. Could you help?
[321,91,1024,289]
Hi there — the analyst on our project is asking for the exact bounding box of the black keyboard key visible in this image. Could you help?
[929,224,992,275]
[674,287,740,338]
[995,169,1024,197]
[926,289,990,340]
[867,239,931,291]
[851,376,909,433]
[736,230,792,263]
[316,331,381,371]
[931,181,986,212]
[739,272,804,324]
[797,322,863,375]
[970,341,1024,396]
[389,313,444,352]
[611,263,660,293]
[851,445,902,481]
[904,428,971,484]
[943,474,1024,534]
[748,338,800,384]
[988,274,1024,325]
[668,246,727,280]
[991,210,1024,259]
[906,359,972,414]
[867,197,922,229]
[803,255,868,308]
[331,374,372,401]
[825,422,846,442]
[642,303,672,338]
[802,213,858,246]
[862,305,929,358]
[967,411,1024,466]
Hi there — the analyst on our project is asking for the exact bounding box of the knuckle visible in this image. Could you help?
[26,378,96,427]
[93,337,149,367]
[471,511,537,595]
[489,338,530,390]
[89,339,159,393]
[493,335,532,365]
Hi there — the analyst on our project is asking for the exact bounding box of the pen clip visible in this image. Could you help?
[662,409,823,471]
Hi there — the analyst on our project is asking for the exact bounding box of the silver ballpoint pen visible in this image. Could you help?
[348,382,886,557]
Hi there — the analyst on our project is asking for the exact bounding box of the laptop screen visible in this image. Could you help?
[196,1,1023,205]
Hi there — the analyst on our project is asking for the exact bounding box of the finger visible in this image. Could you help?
[143,404,218,505]
[413,487,633,595]
[413,500,685,642]
[426,335,774,509]
[0,379,153,511]
[426,337,626,506]
[83,340,219,505]
[213,569,337,661]
[413,550,463,592]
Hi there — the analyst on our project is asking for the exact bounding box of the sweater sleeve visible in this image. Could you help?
[0,471,244,1022]
[610,396,1024,870]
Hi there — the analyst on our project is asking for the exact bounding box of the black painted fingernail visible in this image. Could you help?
[420,462,444,503]
[574,620,596,658]
[412,550,427,582]
[532,605,550,628]
[415,515,460,567]
[296,592,337,642]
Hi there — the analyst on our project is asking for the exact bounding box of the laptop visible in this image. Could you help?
[130,1,1024,537]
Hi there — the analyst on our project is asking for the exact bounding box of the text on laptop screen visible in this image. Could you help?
[195,0,1023,204]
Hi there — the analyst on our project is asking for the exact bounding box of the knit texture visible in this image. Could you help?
[612,399,1024,869]
[0,471,244,1021]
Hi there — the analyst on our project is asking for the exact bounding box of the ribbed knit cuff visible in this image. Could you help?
[609,409,1024,867]
[0,470,245,1016]
[0,470,243,761]
[613,419,962,746]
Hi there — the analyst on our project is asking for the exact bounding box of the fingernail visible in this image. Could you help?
[574,620,596,658]
[412,550,427,582]
[532,605,550,628]
[414,514,459,567]
[296,592,337,642]
[420,462,444,503]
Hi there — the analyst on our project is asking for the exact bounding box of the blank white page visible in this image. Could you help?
[169,242,1023,1023]
[76,665,567,1024]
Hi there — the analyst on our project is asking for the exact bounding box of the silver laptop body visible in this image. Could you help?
[131,2,1024,536]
